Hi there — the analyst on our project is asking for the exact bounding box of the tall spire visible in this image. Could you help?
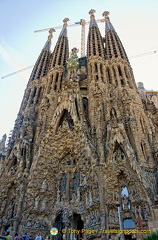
[103,11,128,61]
[87,9,104,58]
[89,9,98,27]
[29,29,55,82]
[102,11,115,33]
[50,18,69,68]
[43,28,55,50]
[59,18,69,37]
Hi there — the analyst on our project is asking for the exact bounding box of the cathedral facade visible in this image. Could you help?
[1,9,158,240]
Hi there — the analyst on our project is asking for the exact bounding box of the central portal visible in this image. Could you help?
[70,213,84,240]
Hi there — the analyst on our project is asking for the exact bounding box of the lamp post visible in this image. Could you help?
[115,201,124,240]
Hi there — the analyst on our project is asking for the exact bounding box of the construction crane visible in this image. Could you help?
[34,18,105,58]
[129,50,158,59]
[1,65,34,79]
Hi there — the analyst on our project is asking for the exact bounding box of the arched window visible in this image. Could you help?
[118,65,122,76]
[106,67,112,84]
[73,172,80,190]
[60,173,67,192]
[100,64,103,74]
[94,63,98,72]
[54,72,59,91]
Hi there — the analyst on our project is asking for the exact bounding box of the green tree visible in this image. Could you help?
[143,230,158,240]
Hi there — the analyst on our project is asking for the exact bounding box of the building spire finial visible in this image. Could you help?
[48,28,56,40]
[59,18,70,37]
[102,11,110,18]
[89,9,98,27]
[63,18,70,27]
[89,9,96,19]
[102,11,115,32]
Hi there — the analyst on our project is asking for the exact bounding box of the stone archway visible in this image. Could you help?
[69,213,84,240]
[53,213,64,240]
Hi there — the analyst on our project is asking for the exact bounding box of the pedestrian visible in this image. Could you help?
[35,233,42,240]
[5,231,13,240]
[22,233,30,240]
[14,233,19,240]
[108,235,112,240]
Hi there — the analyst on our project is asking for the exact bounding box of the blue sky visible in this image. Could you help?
[0,0,158,139]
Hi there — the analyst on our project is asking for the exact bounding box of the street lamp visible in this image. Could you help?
[114,201,124,240]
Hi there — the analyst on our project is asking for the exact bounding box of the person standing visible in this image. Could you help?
[5,231,13,240]
[35,233,42,240]
[22,233,30,240]
[14,233,19,240]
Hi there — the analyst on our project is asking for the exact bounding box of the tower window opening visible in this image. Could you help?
[32,88,37,98]
[95,63,98,72]
[60,173,67,192]
[21,147,26,157]
[36,87,42,104]
[75,99,80,119]
[100,64,103,74]
[54,72,59,91]
[106,68,112,84]
[59,73,63,90]
[82,97,89,126]
[118,66,122,76]
[73,171,80,190]
[113,67,116,78]
[96,75,98,80]
[124,66,129,79]
[13,157,17,166]
[121,79,125,86]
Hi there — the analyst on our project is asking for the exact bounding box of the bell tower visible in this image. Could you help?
[0,9,158,240]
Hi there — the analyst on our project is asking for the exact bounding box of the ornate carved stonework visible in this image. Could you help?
[0,9,158,239]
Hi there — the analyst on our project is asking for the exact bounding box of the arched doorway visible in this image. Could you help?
[70,213,83,240]
[52,214,64,240]
[123,218,135,240]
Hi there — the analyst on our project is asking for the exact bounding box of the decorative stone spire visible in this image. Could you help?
[50,18,69,68]
[43,28,55,50]
[59,18,70,37]
[29,29,55,82]
[89,9,98,27]
[102,11,115,33]
[103,11,128,61]
[87,9,104,57]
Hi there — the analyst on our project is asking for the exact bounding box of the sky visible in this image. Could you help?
[0,0,158,140]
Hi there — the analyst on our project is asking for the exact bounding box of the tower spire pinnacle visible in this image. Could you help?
[103,11,128,61]
[43,28,55,50]
[89,9,98,27]
[59,18,70,37]
[102,11,115,32]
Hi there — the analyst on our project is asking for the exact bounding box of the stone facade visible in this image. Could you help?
[0,10,158,240]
